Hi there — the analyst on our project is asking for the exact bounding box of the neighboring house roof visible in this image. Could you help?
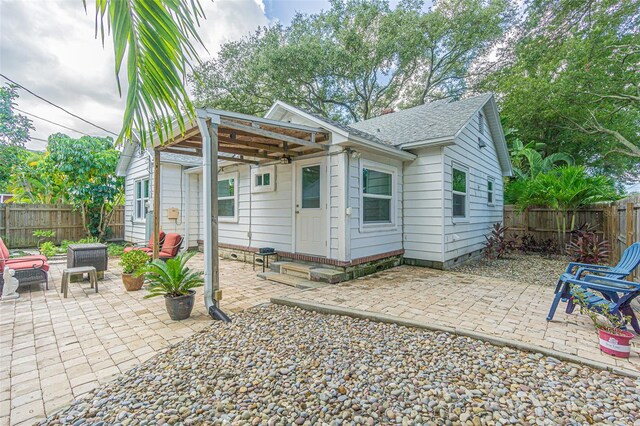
[350,93,512,175]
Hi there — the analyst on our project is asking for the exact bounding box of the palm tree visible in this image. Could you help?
[87,0,206,147]
[517,165,620,250]
[510,139,574,179]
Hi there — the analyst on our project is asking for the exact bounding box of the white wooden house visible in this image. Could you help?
[116,93,512,276]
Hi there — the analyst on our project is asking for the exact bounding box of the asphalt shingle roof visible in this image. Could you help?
[350,93,493,146]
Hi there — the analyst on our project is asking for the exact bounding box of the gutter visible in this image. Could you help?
[398,136,455,150]
[341,134,416,161]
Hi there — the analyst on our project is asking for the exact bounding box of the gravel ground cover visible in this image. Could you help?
[452,253,567,287]
[40,305,640,426]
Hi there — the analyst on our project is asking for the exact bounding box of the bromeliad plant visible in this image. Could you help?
[137,252,204,299]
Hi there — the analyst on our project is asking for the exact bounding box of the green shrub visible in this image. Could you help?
[119,249,150,274]
[77,237,100,244]
[39,241,57,259]
[108,243,126,257]
[60,240,74,251]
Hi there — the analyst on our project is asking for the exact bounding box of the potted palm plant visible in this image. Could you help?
[119,249,150,291]
[137,252,204,320]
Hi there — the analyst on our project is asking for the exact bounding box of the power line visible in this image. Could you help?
[14,107,92,137]
[1,73,119,137]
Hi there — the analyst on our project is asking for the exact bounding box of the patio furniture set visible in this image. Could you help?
[1,232,184,299]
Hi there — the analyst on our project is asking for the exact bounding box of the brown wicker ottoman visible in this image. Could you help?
[67,243,108,281]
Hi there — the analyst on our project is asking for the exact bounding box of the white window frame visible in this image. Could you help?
[251,165,276,193]
[451,163,469,222]
[487,177,495,206]
[134,178,149,222]
[360,160,397,231]
[218,172,239,223]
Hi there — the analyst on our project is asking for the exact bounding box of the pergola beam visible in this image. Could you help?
[220,119,328,150]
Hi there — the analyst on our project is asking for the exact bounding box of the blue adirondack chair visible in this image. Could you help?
[563,275,640,333]
[547,242,640,323]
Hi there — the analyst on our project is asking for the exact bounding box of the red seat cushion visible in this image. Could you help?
[0,237,10,268]
[5,257,50,272]
[160,234,182,257]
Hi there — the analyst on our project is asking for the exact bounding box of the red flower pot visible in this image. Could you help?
[598,328,635,358]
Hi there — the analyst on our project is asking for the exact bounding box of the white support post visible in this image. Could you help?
[197,112,229,321]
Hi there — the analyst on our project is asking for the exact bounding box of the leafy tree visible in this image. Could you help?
[190,0,515,122]
[484,0,640,180]
[516,165,620,249]
[8,134,124,240]
[86,0,205,146]
[0,145,29,192]
[0,84,33,147]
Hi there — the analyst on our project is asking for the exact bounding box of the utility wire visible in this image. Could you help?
[14,107,92,137]
[1,73,119,137]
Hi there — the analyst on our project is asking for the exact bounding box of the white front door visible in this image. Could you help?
[295,160,326,256]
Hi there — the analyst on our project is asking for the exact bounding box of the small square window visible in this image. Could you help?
[251,166,276,193]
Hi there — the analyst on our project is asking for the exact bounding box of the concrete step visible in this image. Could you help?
[280,262,314,279]
[257,271,327,289]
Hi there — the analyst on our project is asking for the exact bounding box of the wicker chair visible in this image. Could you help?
[0,237,50,289]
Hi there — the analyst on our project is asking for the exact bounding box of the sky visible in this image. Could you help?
[0,0,333,151]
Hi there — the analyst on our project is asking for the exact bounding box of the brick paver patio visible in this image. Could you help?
[0,254,296,426]
[3,258,639,425]
[274,265,640,376]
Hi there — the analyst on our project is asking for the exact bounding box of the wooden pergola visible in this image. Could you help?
[151,108,330,319]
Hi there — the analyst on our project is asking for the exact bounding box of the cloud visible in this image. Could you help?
[0,0,270,150]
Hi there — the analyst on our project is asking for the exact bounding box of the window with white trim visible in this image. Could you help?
[251,165,275,193]
[478,112,484,135]
[134,178,149,220]
[452,166,467,219]
[487,178,494,205]
[362,168,393,223]
[217,176,236,219]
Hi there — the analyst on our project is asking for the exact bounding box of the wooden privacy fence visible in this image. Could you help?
[0,204,125,248]
[504,196,640,281]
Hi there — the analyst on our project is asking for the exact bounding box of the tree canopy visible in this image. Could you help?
[190,0,515,122]
[8,134,123,239]
[484,0,640,180]
[0,84,33,147]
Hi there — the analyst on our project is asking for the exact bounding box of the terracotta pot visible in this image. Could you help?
[165,290,195,321]
[598,328,634,358]
[122,273,144,291]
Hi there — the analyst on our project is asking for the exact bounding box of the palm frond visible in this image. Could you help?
[138,251,204,298]
[89,0,205,147]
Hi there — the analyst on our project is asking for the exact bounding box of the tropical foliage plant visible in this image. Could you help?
[571,284,631,335]
[39,241,56,259]
[137,252,204,299]
[119,249,150,275]
[483,223,515,260]
[86,0,205,146]
[515,166,620,249]
[565,224,610,265]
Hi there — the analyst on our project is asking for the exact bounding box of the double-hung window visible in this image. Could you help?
[452,166,467,219]
[218,175,237,221]
[362,167,393,224]
[134,179,149,221]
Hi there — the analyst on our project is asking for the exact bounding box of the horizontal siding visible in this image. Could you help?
[349,152,403,260]
[197,163,295,252]
[443,108,504,261]
[123,151,151,243]
[402,147,443,261]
